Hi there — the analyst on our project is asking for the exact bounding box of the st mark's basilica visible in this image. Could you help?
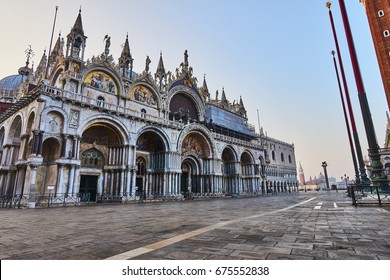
[0,10,298,207]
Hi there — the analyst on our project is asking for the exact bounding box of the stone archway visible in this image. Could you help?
[23,112,35,159]
[79,123,123,200]
[222,146,238,194]
[240,151,256,193]
[37,137,62,194]
[181,156,201,194]
[0,116,22,196]
[180,130,213,195]
[136,129,167,197]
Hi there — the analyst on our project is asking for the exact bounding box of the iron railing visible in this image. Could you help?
[349,184,390,206]
[0,193,92,208]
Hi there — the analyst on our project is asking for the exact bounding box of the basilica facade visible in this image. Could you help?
[0,10,298,207]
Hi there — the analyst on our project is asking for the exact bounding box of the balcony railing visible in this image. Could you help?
[63,70,82,80]
[42,84,184,129]
[212,132,263,149]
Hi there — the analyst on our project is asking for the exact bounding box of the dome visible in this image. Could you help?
[0,74,27,99]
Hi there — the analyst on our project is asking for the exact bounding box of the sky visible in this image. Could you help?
[0,0,388,181]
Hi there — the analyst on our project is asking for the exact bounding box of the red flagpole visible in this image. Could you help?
[337,0,387,186]
[331,51,359,182]
[326,2,368,184]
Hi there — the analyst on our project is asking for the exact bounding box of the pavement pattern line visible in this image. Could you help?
[105,197,317,260]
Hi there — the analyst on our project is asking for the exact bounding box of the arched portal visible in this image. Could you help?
[180,130,213,195]
[241,151,256,193]
[181,156,201,194]
[221,146,238,194]
[135,156,147,194]
[136,129,167,197]
[1,116,22,196]
[37,137,61,194]
[23,112,35,159]
[79,123,123,201]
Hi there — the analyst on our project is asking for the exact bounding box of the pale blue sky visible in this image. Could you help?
[0,0,387,180]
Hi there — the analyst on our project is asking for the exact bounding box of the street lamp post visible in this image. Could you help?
[322,161,330,190]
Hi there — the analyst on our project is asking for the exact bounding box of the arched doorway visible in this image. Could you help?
[1,116,22,196]
[181,156,201,194]
[241,151,255,193]
[136,130,166,197]
[39,137,61,194]
[222,146,238,194]
[135,156,146,195]
[23,112,35,159]
[80,123,122,200]
[180,131,212,195]
[80,148,104,201]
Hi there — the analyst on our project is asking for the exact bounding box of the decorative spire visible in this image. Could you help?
[34,50,47,80]
[239,95,245,109]
[72,8,84,36]
[155,52,166,79]
[66,9,87,59]
[49,33,64,64]
[239,95,247,118]
[200,74,210,100]
[202,75,209,93]
[119,34,133,78]
[155,52,166,90]
[221,87,227,103]
[121,34,131,58]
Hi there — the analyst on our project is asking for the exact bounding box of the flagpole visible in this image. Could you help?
[326,2,368,184]
[257,109,261,134]
[331,50,360,182]
[337,0,387,187]
[45,6,58,79]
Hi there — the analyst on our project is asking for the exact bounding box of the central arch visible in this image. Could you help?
[181,156,201,194]
[240,151,257,193]
[136,128,169,197]
[79,122,124,201]
[221,146,238,194]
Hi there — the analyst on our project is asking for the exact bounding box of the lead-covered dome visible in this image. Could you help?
[0,63,31,100]
[0,74,27,100]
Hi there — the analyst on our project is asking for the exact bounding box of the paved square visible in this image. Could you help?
[1,191,390,260]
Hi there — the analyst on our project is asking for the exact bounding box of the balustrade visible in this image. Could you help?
[41,84,184,129]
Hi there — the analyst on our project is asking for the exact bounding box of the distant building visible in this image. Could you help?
[0,9,298,206]
[304,173,336,191]
[298,162,305,187]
